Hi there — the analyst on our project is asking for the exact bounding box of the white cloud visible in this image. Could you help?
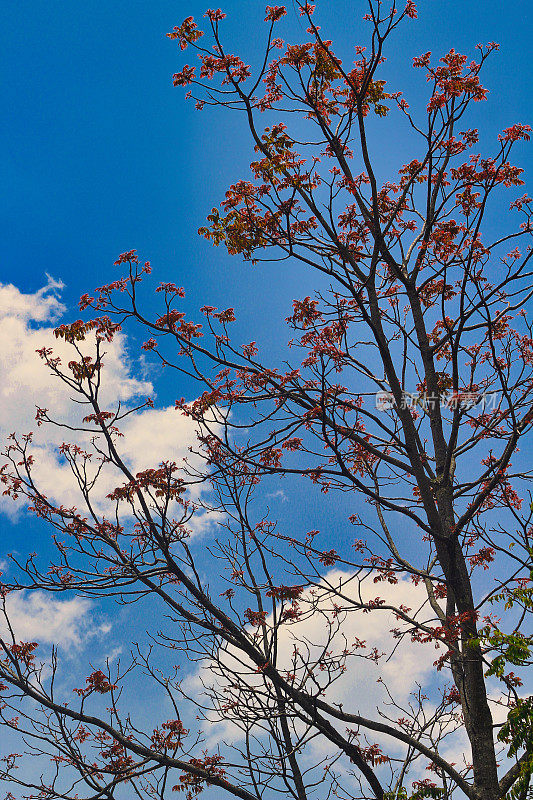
[266,488,288,502]
[0,278,150,430]
[1,590,100,650]
[187,571,440,750]
[121,406,202,480]
[183,571,482,796]
[191,573,523,788]
[0,275,65,324]
[0,278,213,525]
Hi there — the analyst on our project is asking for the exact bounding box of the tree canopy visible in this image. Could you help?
[1,4,533,800]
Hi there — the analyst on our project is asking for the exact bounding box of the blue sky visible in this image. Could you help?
[1,1,532,791]
[2,0,532,313]
[2,0,532,563]
[1,0,532,570]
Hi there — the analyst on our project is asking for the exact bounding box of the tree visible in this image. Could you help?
[1,3,533,800]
